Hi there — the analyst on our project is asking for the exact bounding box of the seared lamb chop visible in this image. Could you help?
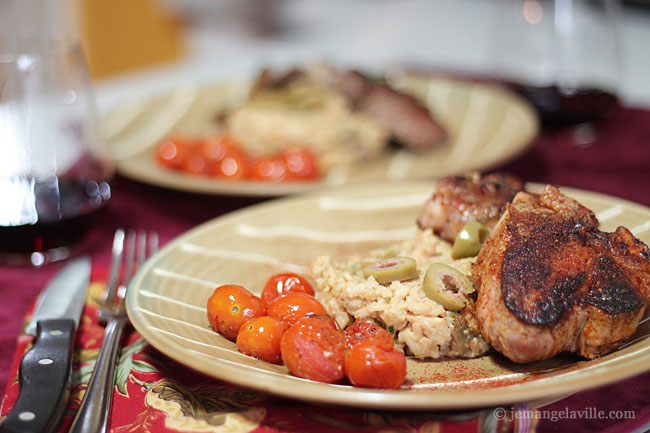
[474,185,650,363]
[417,172,524,242]
[307,66,447,151]
[340,71,447,151]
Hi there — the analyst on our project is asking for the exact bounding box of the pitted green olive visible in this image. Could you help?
[423,263,474,311]
[451,221,491,260]
[363,257,417,284]
[447,312,472,355]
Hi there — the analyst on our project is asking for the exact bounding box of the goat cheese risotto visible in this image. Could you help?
[311,229,490,359]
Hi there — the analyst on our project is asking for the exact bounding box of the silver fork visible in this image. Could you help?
[70,229,158,433]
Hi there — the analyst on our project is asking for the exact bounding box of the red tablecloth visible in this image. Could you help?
[1,102,650,432]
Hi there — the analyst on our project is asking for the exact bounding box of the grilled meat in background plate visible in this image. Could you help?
[310,66,447,151]
[238,65,447,154]
[474,185,650,363]
[416,172,524,242]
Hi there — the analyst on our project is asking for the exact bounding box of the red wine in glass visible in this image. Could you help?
[0,177,111,265]
[508,83,618,127]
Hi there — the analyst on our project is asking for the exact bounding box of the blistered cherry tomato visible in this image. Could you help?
[261,273,315,304]
[344,341,407,389]
[181,153,209,175]
[199,136,230,164]
[267,292,327,326]
[281,315,347,383]
[282,147,319,180]
[250,156,287,182]
[236,316,288,363]
[157,138,192,169]
[208,140,248,180]
[214,153,247,180]
[344,321,394,349]
[207,285,266,340]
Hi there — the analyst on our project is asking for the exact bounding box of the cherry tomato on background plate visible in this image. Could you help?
[207,284,267,340]
[250,156,288,182]
[157,138,193,169]
[211,149,248,180]
[157,134,322,183]
[198,136,238,164]
[282,147,319,180]
[261,273,315,304]
[181,153,209,176]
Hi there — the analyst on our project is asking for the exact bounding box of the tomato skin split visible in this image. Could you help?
[343,321,394,349]
[280,316,347,383]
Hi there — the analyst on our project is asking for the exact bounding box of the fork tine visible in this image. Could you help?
[136,230,148,268]
[103,229,125,307]
[148,231,159,257]
[122,229,137,288]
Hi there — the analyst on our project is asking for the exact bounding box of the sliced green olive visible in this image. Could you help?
[451,221,491,260]
[447,312,472,355]
[363,257,417,284]
[423,263,474,311]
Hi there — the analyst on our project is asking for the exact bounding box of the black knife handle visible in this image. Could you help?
[0,319,75,433]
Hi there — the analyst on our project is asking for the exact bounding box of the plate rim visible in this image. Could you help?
[126,181,650,410]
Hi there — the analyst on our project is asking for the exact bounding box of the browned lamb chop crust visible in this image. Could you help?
[474,185,650,363]
[294,65,446,151]
[416,172,524,242]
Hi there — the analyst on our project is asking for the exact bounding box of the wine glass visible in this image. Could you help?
[0,0,113,265]
[488,0,622,146]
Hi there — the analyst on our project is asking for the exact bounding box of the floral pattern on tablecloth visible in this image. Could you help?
[1,279,532,433]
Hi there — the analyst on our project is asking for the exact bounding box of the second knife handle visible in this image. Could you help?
[0,319,75,433]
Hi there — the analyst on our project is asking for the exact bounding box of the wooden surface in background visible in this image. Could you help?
[78,0,184,79]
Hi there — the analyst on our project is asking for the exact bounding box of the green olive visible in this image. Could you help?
[447,312,472,355]
[363,257,417,284]
[423,263,474,311]
[451,221,491,260]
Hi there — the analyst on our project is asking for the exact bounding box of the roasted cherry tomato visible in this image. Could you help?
[199,136,230,164]
[250,156,287,182]
[210,141,248,180]
[344,321,394,349]
[157,138,192,169]
[344,340,407,389]
[267,292,327,326]
[261,273,315,304]
[207,285,267,341]
[181,153,209,175]
[236,316,288,363]
[282,147,319,180]
[281,315,347,383]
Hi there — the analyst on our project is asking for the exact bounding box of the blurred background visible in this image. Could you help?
[77,0,650,114]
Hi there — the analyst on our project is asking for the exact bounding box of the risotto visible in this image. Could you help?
[311,229,490,359]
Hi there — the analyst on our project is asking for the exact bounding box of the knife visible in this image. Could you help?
[0,256,91,433]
